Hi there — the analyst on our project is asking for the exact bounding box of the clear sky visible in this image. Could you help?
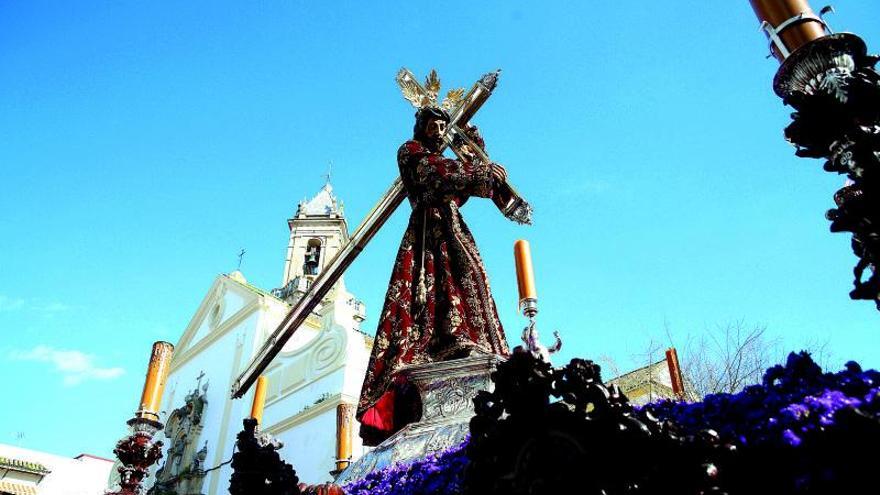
[1,1,878,459]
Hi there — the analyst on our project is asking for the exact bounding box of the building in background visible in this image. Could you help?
[0,444,113,495]
[143,182,372,493]
[606,358,680,406]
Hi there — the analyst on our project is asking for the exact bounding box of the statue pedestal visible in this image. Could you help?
[335,354,502,485]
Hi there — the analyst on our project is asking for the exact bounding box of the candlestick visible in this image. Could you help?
[750,0,829,61]
[335,403,355,473]
[136,341,174,422]
[250,375,268,425]
[514,239,537,317]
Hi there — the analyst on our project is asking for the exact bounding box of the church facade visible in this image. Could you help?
[144,183,373,493]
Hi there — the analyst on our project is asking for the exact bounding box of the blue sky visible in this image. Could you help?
[1,1,878,459]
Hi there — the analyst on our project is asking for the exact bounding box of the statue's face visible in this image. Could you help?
[426,119,446,137]
[423,118,446,150]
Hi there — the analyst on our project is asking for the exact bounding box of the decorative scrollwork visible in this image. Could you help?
[462,348,729,495]
[422,375,483,421]
[106,419,165,495]
[778,34,880,311]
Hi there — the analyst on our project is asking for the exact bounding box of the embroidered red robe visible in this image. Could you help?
[356,136,510,446]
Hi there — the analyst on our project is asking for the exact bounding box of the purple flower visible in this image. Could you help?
[781,403,809,421]
[643,352,877,448]
[341,439,470,495]
[782,429,802,447]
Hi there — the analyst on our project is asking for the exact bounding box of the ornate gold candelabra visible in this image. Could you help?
[107,341,174,495]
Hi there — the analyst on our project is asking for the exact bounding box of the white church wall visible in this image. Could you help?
[221,286,247,319]
[188,304,217,350]
[189,319,212,351]
[341,332,370,399]
[263,369,345,428]
[184,279,251,355]
[273,407,339,484]
[279,324,320,353]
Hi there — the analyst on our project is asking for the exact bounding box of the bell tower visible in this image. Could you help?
[272,181,349,303]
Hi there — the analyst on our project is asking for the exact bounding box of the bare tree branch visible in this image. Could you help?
[675,321,780,398]
[613,322,831,403]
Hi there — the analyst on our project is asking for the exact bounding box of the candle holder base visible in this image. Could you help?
[106,418,166,495]
[518,297,538,318]
[773,32,867,100]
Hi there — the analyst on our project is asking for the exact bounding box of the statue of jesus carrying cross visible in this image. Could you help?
[356,71,519,445]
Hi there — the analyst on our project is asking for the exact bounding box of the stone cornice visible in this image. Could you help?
[0,456,50,474]
[263,392,348,436]
[264,361,344,408]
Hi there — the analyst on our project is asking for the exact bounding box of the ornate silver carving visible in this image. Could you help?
[391,434,428,463]
[479,70,500,92]
[334,355,502,486]
[506,198,533,225]
[421,375,485,421]
[404,355,499,424]
[830,140,857,175]
[423,425,465,454]
[519,319,562,363]
[773,33,867,100]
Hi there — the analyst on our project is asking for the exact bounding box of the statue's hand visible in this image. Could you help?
[463,124,482,142]
[491,163,508,183]
[460,144,477,162]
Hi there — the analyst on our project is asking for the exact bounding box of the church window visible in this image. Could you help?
[209,302,223,329]
[303,239,322,276]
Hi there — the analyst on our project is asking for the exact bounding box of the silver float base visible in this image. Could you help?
[335,354,502,485]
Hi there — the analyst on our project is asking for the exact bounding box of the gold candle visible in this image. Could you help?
[514,240,537,316]
[250,375,268,424]
[750,0,828,62]
[335,403,355,472]
[136,341,174,422]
